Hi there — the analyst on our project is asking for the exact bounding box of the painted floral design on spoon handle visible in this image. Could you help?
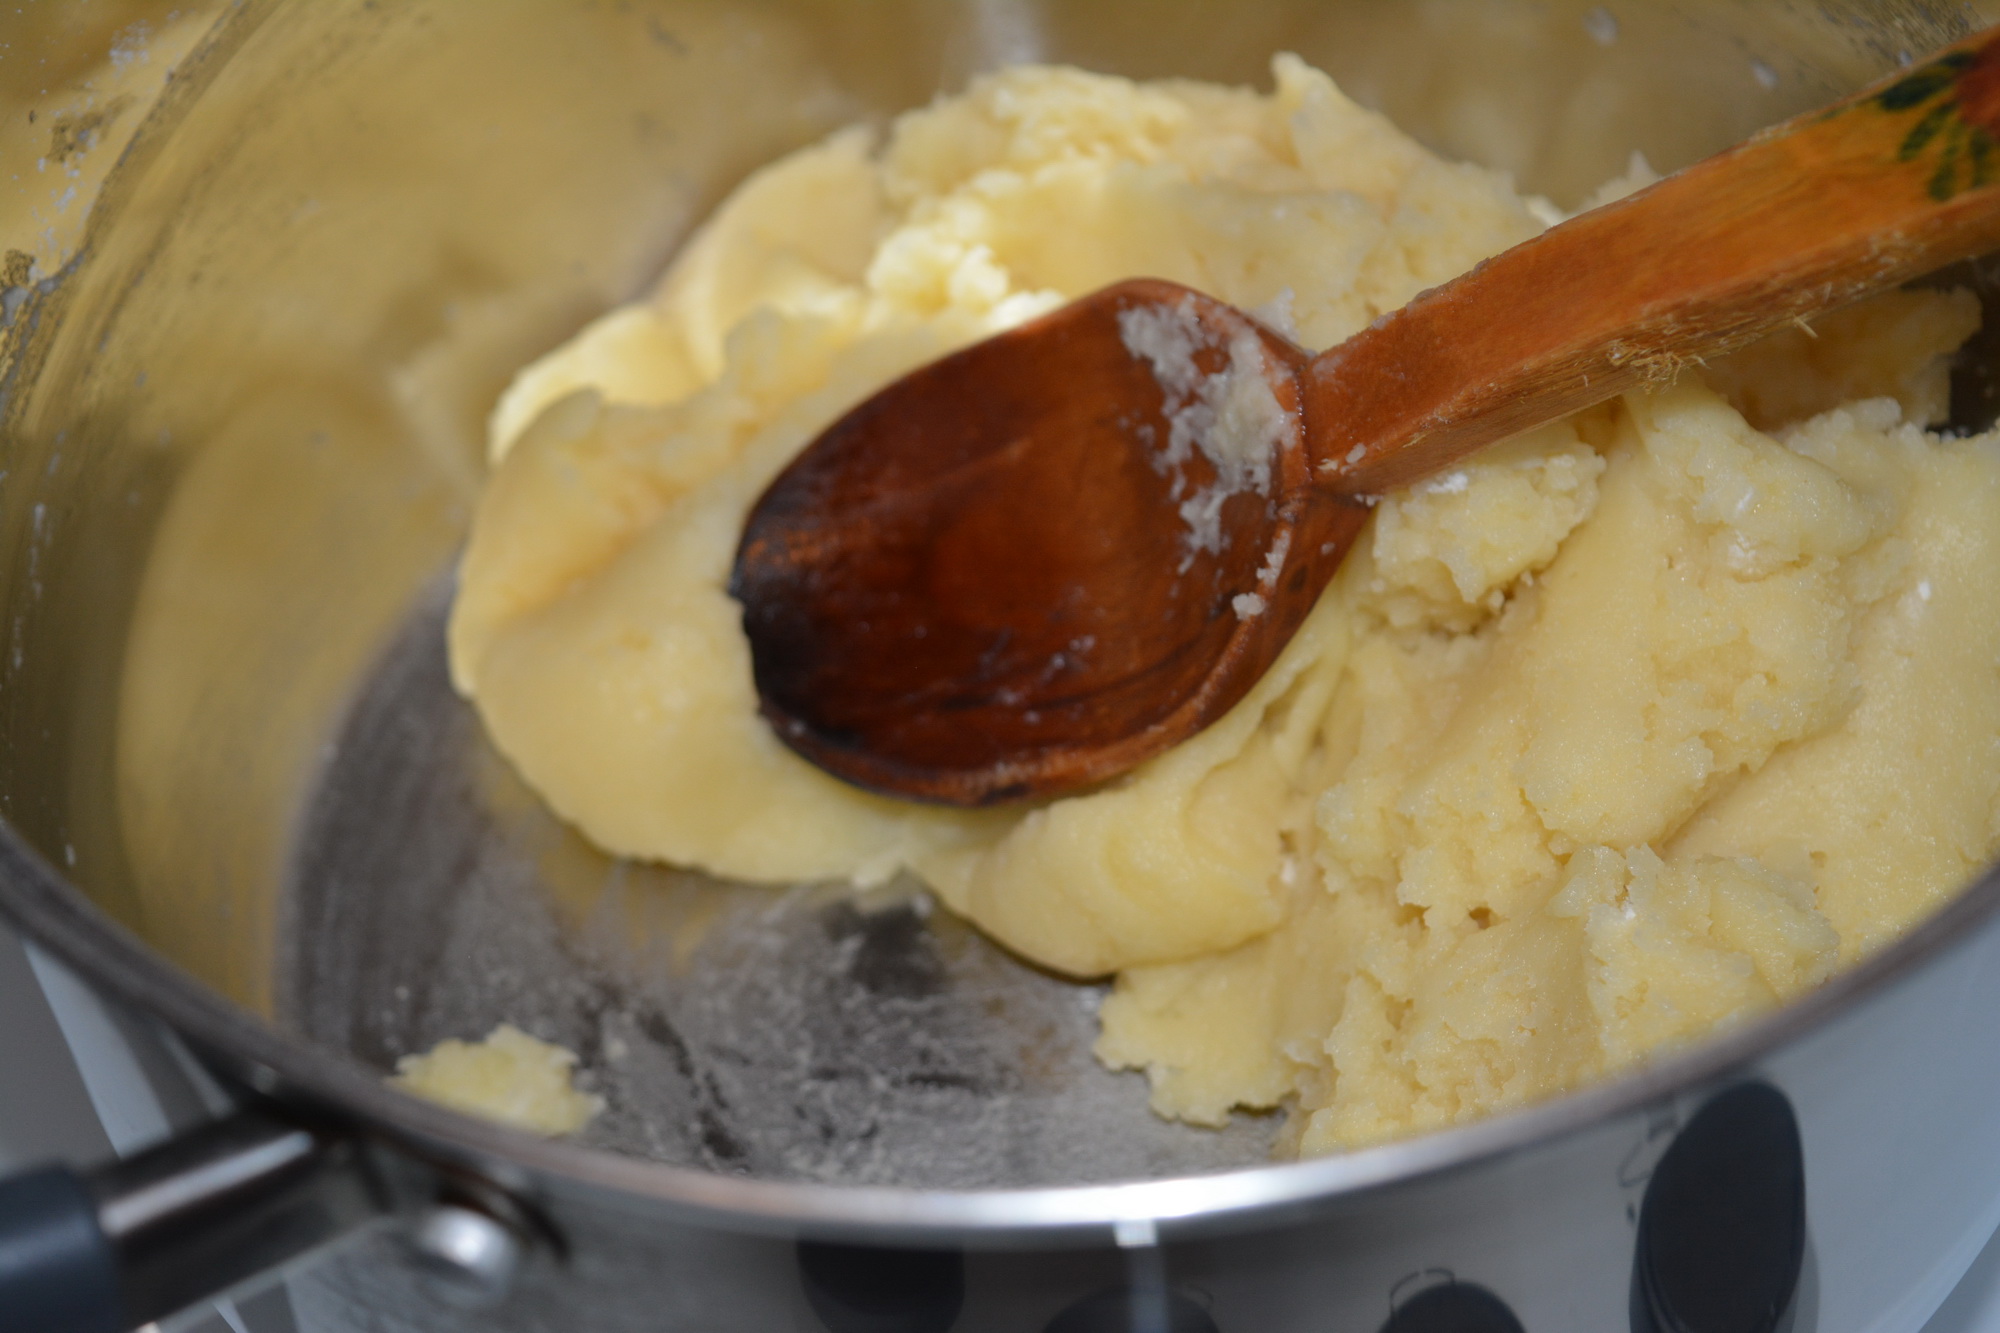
[1863,40,2000,200]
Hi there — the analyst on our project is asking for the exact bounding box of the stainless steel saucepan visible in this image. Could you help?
[3,3,1999,1330]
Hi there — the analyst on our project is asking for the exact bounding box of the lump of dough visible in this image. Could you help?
[452,56,2000,1154]
[1098,384,2000,1153]
[393,1024,604,1137]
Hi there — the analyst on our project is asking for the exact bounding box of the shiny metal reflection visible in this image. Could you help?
[404,1204,523,1309]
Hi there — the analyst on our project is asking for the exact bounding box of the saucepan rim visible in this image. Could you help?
[2,814,1995,1243]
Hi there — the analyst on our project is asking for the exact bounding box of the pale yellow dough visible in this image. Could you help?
[450,58,2000,1154]
[393,1024,604,1137]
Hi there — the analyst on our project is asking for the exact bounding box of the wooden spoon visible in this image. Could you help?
[734,25,2000,807]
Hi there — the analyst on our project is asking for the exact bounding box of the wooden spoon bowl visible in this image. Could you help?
[735,285,1364,803]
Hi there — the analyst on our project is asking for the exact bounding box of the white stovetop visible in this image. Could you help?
[1930,1227,2000,1332]
[1,918,1995,1333]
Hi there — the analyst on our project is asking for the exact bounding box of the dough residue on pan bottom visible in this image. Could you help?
[394,1024,603,1137]
[446,57,2000,1155]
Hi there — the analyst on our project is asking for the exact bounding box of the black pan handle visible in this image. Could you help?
[0,1107,387,1333]
[0,1162,121,1333]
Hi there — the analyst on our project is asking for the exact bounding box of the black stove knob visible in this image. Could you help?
[1042,1285,1220,1333]
[1379,1281,1526,1332]
[1631,1081,1805,1333]
[796,1241,964,1333]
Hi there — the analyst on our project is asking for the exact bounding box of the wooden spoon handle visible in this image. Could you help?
[1314,25,2000,495]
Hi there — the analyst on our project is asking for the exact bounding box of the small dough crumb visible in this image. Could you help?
[393,1024,603,1137]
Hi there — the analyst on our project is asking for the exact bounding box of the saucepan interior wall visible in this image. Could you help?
[3,0,887,1008]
